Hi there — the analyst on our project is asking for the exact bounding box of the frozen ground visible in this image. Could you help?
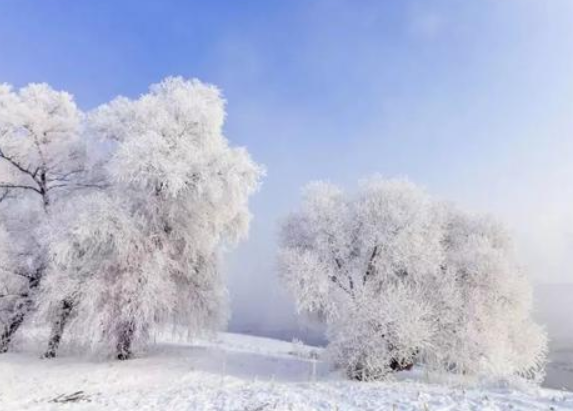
[1,333,572,411]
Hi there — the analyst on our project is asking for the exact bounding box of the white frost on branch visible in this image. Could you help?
[0,83,85,208]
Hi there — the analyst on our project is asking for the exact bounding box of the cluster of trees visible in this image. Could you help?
[0,78,263,359]
[278,178,547,382]
[0,78,547,383]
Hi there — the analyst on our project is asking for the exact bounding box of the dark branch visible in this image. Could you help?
[363,245,379,285]
[330,275,353,297]
[0,190,10,203]
[0,183,42,195]
[334,256,355,295]
[0,292,28,299]
[0,149,38,184]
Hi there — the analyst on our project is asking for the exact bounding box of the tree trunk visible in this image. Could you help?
[43,299,73,359]
[116,321,135,360]
[0,309,27,353]
[0,267,42,354]
[389,357,414,371]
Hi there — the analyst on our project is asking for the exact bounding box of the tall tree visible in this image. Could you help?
[0,83,86,352]
[38,77,263,359]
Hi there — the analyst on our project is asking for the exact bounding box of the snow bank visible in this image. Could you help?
[0,333,571,411]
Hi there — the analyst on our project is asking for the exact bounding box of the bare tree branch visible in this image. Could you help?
[0,190,10,203]
[363,245,379,285]
[0,183,42,195]
[0,149,38,186]
[330,274,353,297]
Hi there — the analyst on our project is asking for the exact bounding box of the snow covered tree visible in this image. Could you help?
[38,77,263,359]
[434,205,547,380]
[0,83,87,352]
[279,176,547,381]
[279,178,444,379]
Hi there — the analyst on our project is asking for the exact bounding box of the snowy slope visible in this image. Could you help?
[0,333,571,411]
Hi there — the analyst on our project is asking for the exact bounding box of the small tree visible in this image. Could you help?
[0,83,86,352]
[38,77,263,359]
[279,176,547,381]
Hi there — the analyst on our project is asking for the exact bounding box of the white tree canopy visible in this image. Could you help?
[0,83,85,209]
[279,176,546,381]
[38,77,264,358]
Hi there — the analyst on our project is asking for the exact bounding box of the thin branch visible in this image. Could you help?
[0,190,10,203]
[46,168,85,183]
[10,271,36,281]
[0,149,38,184]
[363,245,379,285]
[46,182,109,192]
[330,275,353,297]
[0,293,28,299]
[334,256,354,293]
[0,183,42,195]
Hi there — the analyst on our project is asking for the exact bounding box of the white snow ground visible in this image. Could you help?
[1,333,572,411]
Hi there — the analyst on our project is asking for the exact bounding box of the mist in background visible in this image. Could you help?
[1,0,572,347]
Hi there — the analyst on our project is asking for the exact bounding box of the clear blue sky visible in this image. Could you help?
[1,0,573,334]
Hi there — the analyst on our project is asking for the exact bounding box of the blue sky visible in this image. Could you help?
[1,0,573,334]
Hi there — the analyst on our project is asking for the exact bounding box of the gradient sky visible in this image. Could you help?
[1,0,572,335]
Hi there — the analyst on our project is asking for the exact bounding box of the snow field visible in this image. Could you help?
[1,333,571,411]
